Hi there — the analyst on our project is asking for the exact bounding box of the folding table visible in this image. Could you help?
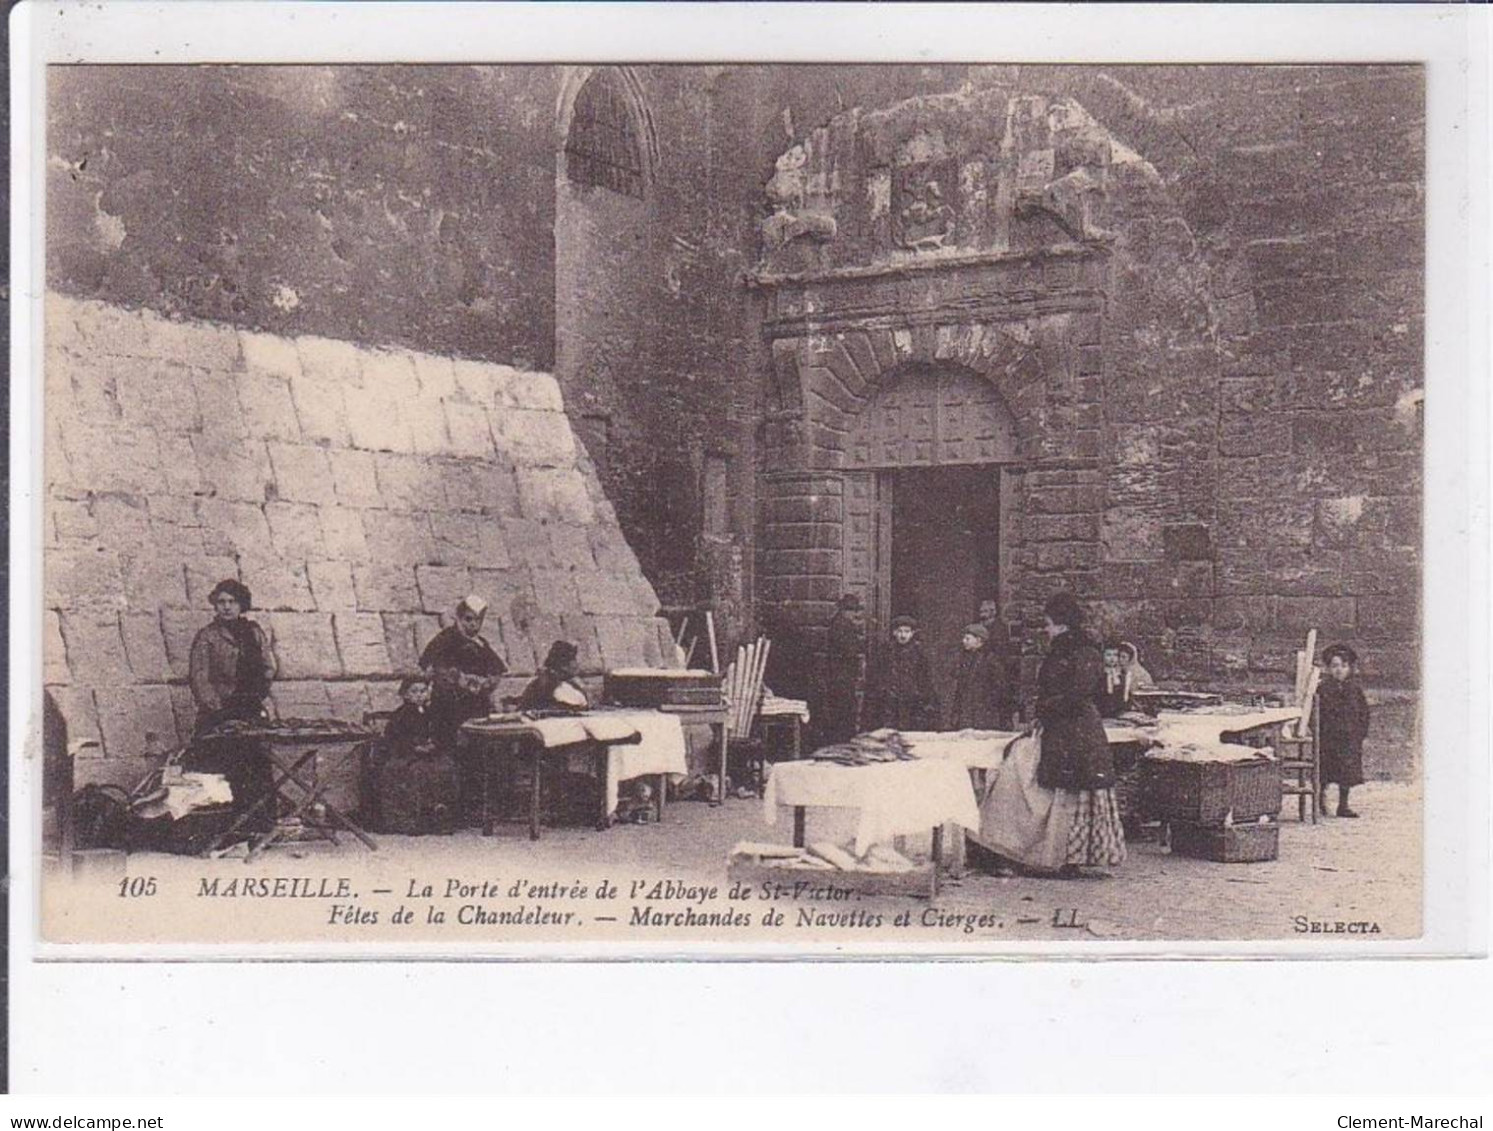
[194,721,379,858]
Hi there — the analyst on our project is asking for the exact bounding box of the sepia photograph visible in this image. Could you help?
[30,52,1435,951]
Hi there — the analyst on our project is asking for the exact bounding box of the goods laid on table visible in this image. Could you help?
[202,716,373,739]
[811,730,916,766]
[1130,689,1225,714]
[603,668,724,708]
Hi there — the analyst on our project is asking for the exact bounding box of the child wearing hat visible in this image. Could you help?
[1318,643,1371,818]
[949,622,1006,730]
[864,616,937,731]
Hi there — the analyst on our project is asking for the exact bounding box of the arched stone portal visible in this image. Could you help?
[839,365,1021,693]
[751,80,1221,695]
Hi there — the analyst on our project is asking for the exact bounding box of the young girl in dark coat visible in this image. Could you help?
[366,676,459,835]
[1317,643,1371,818]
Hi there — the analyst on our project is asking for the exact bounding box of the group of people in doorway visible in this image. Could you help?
[184,579,591,837]
[816,592,1155,744]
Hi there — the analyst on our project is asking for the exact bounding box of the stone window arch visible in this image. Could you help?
[563,68,650,198]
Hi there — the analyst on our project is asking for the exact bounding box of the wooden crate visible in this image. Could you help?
[604,670,723,708]
[726,858,938,899]
[1139,757,1282,827]
[1169,820,1280,863]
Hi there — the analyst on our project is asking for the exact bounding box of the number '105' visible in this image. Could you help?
[118,876,158,897]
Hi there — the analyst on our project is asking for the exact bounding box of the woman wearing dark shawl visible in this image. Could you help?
[185,579,278,825]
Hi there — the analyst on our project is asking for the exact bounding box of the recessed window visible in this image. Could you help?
[565,71,645,199]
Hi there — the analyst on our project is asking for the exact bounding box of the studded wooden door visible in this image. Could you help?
[842,366,1020,635]
[841,471,893,627]
[845,366,1017,470]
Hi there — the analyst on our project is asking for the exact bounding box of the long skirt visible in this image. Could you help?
[969,733,1127,872]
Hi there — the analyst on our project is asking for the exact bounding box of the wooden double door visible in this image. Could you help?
[843,465,1013,706]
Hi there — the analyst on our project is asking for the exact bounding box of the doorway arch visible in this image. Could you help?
[840,365,1021,682]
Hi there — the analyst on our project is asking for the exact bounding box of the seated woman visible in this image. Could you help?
[184,579,277,826]
[970,591,1126,877]
[419,595,508,821]
[420,595,508,741]
[365,676,459,835]
[516,641,589,711]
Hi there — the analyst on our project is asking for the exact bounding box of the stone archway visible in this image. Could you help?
[751,79,1221,680]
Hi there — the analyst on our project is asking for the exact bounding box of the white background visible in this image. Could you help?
[8,1,1491,1094]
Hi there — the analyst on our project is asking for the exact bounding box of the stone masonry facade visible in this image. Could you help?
[45,64,1424,777]
[752,75,1422,707]
[44,294,671,788]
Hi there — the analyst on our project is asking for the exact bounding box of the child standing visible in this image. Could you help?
[949,623,1005,730]
[864,616,938,732]
[1317,643,1371,818]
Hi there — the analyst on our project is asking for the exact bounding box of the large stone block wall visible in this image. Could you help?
[44,294,671,788]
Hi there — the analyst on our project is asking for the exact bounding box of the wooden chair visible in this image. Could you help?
[724,636,772,795]
[1278,665,1322,823]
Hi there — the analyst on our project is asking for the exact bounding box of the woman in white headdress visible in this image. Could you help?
[419,595,508,744]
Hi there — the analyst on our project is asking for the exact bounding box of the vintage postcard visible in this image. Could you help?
[23,36,1459,955]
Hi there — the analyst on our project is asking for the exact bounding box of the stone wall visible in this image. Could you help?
[749,67,1422,704]
[48,65,561,371]
[43,63,1424,702]
[44,294,671,788]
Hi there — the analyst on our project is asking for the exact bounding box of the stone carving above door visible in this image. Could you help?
[755,84,1158,278]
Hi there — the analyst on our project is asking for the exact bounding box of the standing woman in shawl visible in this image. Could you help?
[185,579,278,823]
[1034,592,1126,872]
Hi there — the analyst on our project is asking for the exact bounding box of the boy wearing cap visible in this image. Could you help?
[420,596,508,820]
[864,616,937,732]
[949,622,1006,730]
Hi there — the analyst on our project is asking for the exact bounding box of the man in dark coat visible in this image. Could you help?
[1034,593,1114,792]
[816,594,866,744]
[864,616,938,732]
[1317,643,1371,818]
[948,623,1006,730]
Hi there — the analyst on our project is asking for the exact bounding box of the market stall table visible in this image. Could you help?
[461,709,688,838]
[761,758,982,889]
[194,720,379,858]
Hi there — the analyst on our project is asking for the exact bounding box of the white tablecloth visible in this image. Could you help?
[763,759,981,854]
[898,729,1022,770]
[898,724,1159,771]
[473,710,689,816]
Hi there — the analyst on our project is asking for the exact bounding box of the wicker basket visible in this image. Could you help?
[1169,820,1280,863]
[1139,757,1282,827]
